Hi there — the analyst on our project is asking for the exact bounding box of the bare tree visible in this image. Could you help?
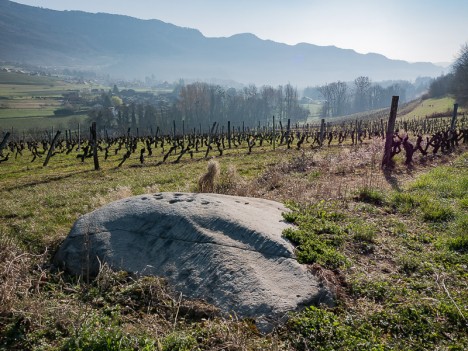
[331,81,348,116]
[318,83,333,117]
[452,43,468,106]
[260,85,276,125]
[319,81,348,117]
[276,85,285,122]
[354,76,371,112]
[284,83,298,121]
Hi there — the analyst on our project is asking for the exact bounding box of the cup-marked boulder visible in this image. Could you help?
[54,192,333,331]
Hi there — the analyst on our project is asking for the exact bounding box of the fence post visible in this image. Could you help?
[381,96,399,168]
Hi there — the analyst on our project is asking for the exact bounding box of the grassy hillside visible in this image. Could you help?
[399,96,466,119]
[0,71,94,131]
[0,125,466,350]
[0,71,62,85]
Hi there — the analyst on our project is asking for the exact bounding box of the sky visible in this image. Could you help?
[12,0,468,65]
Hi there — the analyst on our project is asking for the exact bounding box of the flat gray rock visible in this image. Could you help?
[54,192,333,331]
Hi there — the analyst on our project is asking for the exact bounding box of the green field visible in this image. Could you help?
[0,104,58,118]
[0,72,94,131]
[0,71,88,97]
[0,114,88,131]
[399,96,465,119]
[0,71,61,85]
[301,102,323,124]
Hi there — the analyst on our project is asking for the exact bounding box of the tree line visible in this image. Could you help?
[428,43,468,106]
[87,83,309,136]
[303,76,431,118]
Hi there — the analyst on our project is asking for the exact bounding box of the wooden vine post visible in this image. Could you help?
[451,103,458,131]
[77,123,81,151]
[0,131,11,154]
[204,122,217,158]
[91,122,100,170]
[381,96,399,168]
[43,130,61,167]
[272,115,276,150]
[319,119,325,145]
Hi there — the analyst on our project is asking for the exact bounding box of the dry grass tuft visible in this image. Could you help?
[92,185,134,207]
[215,141,391,203]
[0,237,47,314]
[145,183,161,194]
[216,164,249,196]
[198,159,220,193]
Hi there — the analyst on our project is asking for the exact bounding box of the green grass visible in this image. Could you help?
[0,107,57,118]
[398,96,465,120]
[287,306,386,350]
[283,201,349,269]
[410,164,468,199]
[0,113,88,131]
[0,71,95,131]
[301,102,322,123]
[0,71,62,85]
[60,310,158,351]
[0,71,98,97]
[354,187,385,206]
[282,152,468,350]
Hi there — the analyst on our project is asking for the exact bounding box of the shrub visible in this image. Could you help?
[390,192,419,213]
[354,187,384,206]
[349,280,394,302]
[348,222,377,243]
[458,196,468,209]
[448,235,468,253]
[63,311,156,351]
[288,306,384,351]
[421,201,454,222]
[398,255,421,275]
[282,202,349,269]
[161,332,197,351]
[54,107,75,116]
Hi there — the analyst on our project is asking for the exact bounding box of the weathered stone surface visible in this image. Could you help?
[54,192,333,331]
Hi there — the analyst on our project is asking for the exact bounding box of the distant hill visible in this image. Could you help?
[0,0,444,86]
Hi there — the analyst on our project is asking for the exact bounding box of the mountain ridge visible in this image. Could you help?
[0,0,444,86]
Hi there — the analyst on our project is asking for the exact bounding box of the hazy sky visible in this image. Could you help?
[13,0,468,64]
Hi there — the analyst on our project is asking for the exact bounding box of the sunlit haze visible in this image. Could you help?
[12,0,468,65]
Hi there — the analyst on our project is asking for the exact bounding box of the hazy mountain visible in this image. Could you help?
[0,0,444,86]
